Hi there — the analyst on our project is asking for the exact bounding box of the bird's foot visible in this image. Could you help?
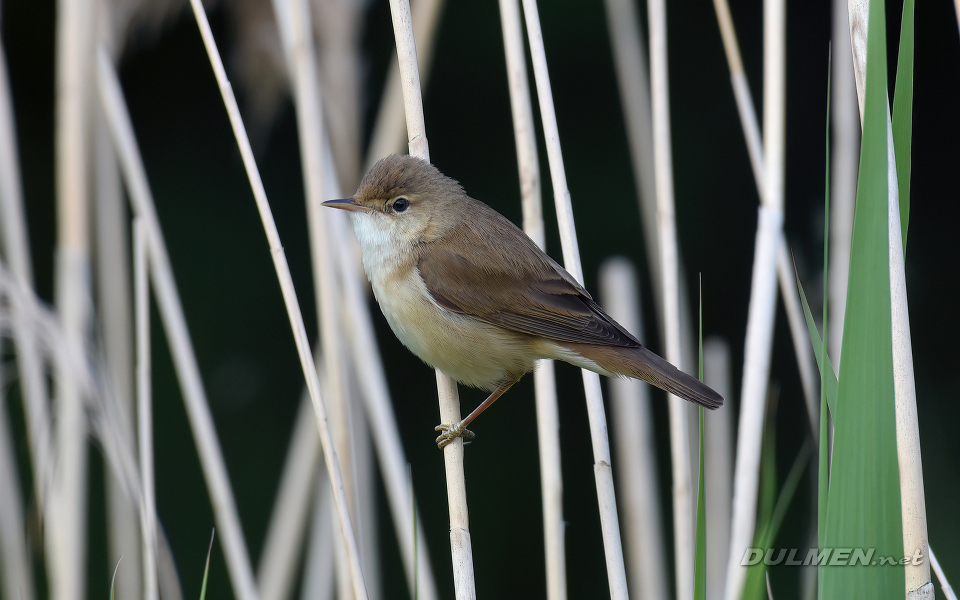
[434,422,475,449]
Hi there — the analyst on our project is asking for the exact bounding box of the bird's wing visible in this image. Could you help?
[417,202,639,347]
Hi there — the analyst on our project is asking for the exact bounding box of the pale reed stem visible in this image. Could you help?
[520,0,628,596]
[647,0,694,594]
[386,0,476,596]
[51,0,94,595]
[134,220,159,600]
[498,1,566,598]
[600,259,668,600]
[184,0,371,594]
[98,50,263,600]
[366,0,445,168]
[723,0,786,596]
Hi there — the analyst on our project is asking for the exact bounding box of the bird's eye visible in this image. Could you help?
[392,197,410,213]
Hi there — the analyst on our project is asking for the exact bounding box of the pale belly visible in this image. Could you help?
[371,267,541,391]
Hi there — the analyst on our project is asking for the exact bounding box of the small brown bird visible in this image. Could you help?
[324,155,722,448]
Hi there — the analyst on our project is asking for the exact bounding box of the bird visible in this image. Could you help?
[323,154,723,448]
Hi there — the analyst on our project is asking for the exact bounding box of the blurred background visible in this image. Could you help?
[1,0,958,597]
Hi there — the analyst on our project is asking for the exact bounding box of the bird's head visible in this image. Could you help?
[323,154,466,253]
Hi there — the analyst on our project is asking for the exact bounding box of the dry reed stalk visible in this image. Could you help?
[258,393,321,600]
[271,0,365,593]
[647,0,695,595]
[829,0,859,366]
[184,0,371,594]
[519,1,629,597]
[386,0,477,596]
[722,0,787,597]
[0,375,34,600]
[302,474,336,600]
[845,2,931,596]
[314,0,364,190]
[498,0,566,597]
[602,0,661,312]
[94,105,143,600]
[97,51,262,600]
[929,547,957,600]
[0,33,29,290]
[599,258,668,600]
[710,0,819,435]
[51,0,95,596]
[0,18,52,537]
[366,0,445,168]
[703,338,733,600]
[134,220,159,600]
[328,205,441,600]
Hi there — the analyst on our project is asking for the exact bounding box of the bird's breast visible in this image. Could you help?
[368,264,539,391]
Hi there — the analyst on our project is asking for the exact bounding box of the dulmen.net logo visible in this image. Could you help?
[740,547,927,567]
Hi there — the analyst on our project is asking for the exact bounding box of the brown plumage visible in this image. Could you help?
[324,154,722,447]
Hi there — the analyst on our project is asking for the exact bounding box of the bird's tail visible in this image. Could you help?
[566,342,724,409]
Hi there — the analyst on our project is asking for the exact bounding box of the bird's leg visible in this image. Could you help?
[435,376,521,449]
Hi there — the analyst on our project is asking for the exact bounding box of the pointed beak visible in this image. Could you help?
[322,198,371,213]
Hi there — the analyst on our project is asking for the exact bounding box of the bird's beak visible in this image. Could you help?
[322,198,371,213]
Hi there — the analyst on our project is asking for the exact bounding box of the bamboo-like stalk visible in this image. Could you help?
[519,1,628,597]
[258,393,321,600]
[270,0,362,593]
[929,547,957,600]
[97,51,262,600]
[0,371,35,600]
[366,0,445,168]
[302,473,336,600]
[845,2,931,596]
[0,12,52,527]
[386,0,476,597]
[703,338,733,600]
[95,105,143,600]
[602,0,661,304]
[599,258,667,600]
[498,1,566,598]
[723,0,787,597]
[646,0,695,595]
[710,0,819,435]
[829,0,859,366]
[134,220,159,600]
[184,1,371,595]
[313,0,364,190]
[51,0,94,596]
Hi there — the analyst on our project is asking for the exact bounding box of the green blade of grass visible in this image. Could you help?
[893,0,915,254]
[741,442,813,600]
[821,0,905,594]
[110,557,122,600]
[793,268,837,418]
[818,48,831,597]
[201,529,215,600]
[694,281,706,600]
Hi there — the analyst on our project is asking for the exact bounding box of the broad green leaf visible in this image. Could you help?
[822,0,904,595]
[893,0,915,253]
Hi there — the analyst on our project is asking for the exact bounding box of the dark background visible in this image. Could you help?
[2,0,959,597]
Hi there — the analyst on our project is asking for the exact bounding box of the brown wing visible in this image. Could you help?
[417,199,639,348]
